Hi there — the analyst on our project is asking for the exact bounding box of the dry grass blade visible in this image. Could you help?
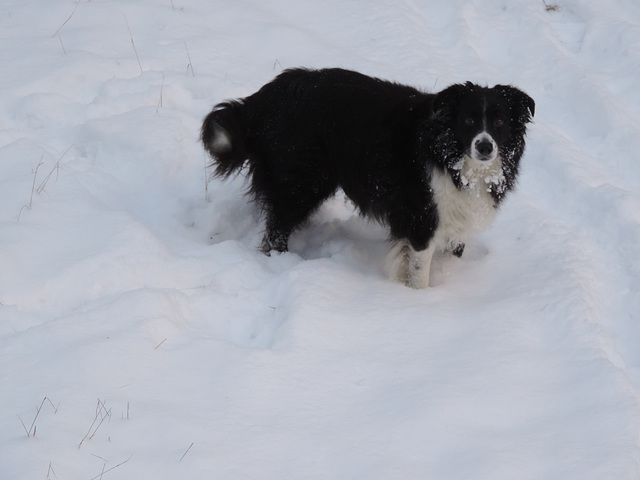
[52,0,81,38]
[16,156,43,222]
[37,145,72,194]
[47,462,58,480]
[89,455,133,480]
[78,399,112,448]
[185,41,194,76]
[179,442,194,461]
[156,72,165,114]
[124,15,143,74]
[17,396,59,437]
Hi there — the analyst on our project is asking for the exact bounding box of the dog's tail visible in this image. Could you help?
[201,100,248,177]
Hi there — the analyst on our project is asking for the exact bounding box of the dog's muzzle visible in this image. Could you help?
[472,133,498,162]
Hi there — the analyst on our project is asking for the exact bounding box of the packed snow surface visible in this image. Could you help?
[1,1,640,479]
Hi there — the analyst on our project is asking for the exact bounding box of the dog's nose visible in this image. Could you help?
[475,140,494,157]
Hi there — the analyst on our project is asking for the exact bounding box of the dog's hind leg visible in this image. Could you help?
[260,215,294,254]
[252,159,338,254]
[260,195,332,254]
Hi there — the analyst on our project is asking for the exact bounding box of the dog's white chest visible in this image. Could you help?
[430,160,500,246]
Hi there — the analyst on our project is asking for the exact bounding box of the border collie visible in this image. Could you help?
[201,68,534,288]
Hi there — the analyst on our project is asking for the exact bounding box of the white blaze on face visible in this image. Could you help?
[471,131,498,163]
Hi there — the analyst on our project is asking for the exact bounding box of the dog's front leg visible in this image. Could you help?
[407,244,436,289]
[385,241,436,289]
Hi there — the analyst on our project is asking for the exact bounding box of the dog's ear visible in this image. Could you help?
[432,83,470,116]
[496,85,535,122]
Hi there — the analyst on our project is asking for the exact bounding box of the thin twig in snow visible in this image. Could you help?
[45,397,60,414]
[78,399,112,448]
[16,146,71,221]
[185,41,194,76]
[170,1,184,12]
[52,0,81,54]
[179,442,194,461]
[16,156,44,222]
[17,396,59,437]
[52,0,81,38]
[17,415,30,437]
[124,15,143,74]
[89,455,133,480]
[156,71,165,114]
[47,462,58,480]
[37,144,72,194]
[57,34,67,55]
[543,1,560,12]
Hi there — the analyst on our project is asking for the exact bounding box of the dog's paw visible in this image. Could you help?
[449,241,465,258]
[384,241,434,289]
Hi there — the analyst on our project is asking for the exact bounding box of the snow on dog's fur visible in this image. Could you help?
[201,68,534,288]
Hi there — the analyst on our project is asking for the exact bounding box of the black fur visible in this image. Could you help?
[201,68,534,266]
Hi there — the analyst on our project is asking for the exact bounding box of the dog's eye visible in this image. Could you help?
[494,118,504,128]
[464,117,474,126]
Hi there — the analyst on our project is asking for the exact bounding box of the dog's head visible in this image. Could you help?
[431,82,535,167]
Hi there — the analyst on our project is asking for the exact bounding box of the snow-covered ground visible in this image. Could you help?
[1,0,640,478]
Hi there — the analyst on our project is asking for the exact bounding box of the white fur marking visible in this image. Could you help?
[212,126,232,152]
[432,158,500,249]
[385,156,503,289]
[471,131,498,162]
[384,241,436,289]
[385,156,502,289]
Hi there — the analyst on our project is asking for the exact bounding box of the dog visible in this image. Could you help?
[201,68,534,288]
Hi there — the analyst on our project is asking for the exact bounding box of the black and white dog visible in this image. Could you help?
[201,68,534,288]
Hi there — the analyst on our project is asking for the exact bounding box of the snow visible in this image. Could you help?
[1,0,640,478]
